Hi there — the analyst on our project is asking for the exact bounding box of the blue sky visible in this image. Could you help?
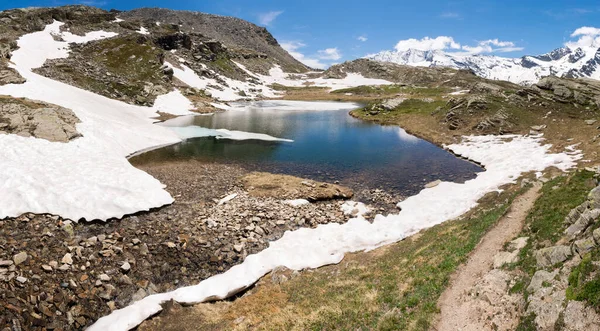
[3,0,600,68]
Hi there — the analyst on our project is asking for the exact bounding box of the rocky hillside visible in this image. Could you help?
[324,58,485,87]
[0,5,309,106]
[120,8,307,74]
[368,45,600,85]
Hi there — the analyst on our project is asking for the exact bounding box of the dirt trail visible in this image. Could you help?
[434,183,541,331]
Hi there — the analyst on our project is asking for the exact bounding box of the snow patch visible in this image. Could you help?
[0,21,193,221]
[341,201,371,217]
[137,26,149,35]
[284,199,310,207]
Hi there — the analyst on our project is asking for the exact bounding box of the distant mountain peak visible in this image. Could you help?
[367,45,600,85]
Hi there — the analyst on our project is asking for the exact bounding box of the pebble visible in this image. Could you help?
[61,253,73,265]
[0,260,14,267]
[99,274,111,281]
[41,265,53,272]
[16,276,27,283]
[13,252,28,265]
[121,261,131,272]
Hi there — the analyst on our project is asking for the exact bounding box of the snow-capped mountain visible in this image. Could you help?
[367,46,600,85]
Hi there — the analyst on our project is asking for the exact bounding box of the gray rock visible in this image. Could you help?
[527,269,558,293]
[15,276,27,283]
[0,260,14,267]
[593,228,600,244]
[535,245,573,267]
[585,119,598,125]
[0,98,81,143]
[562,301,600,331]
[131,288,147,303]
[588,187,600,209]
[565,209,599,239]
[573,236,597,256]
[554,85,573,99]
[13,252,28,266]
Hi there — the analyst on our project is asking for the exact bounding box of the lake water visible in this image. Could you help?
[131,100,482,196]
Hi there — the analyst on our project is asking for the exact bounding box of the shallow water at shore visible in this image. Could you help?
[131,100,482,196]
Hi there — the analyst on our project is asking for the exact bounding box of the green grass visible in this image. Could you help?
[46,35,167,104]
[332,84,450,97]
[566,249,600,309]
[270,189,520,330]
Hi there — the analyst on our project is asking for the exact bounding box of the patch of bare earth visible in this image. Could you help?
[434,183,542,331]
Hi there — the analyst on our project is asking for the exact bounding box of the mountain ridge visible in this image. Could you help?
[367,44,600,85]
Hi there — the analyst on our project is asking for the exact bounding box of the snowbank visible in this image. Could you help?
[0,22,188,220]
[89,134,581,331]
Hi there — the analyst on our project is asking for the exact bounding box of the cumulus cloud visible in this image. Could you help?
[281,41,327,69]
[357,35,368,42]
[394,36,461,52]
[390,36,522,54]
[566,26,600,48]
[281,42,343,69]
[318,48,342,60]
[258,10,283,26]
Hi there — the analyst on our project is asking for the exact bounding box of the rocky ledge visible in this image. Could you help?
[0,97,81,142]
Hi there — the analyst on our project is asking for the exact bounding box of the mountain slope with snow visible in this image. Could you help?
[368,46,600,85]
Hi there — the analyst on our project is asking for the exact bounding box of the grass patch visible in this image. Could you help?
[515,171,594,276]
[332,84,450,97]
[525,170,594,245]
[270,83,329,92]
[353,99,446,120]
[566,249,600,309]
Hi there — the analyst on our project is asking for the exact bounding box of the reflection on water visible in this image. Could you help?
[132,101,483,195]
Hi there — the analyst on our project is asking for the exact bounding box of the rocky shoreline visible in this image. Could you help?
[0,160,406,330]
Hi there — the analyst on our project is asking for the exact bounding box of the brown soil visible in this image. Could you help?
[434,183,542,331]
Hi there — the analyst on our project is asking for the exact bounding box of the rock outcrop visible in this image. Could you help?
[0,97,81,142]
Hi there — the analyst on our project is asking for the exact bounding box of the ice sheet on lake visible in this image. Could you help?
[166,126,293,142]
[89,134,581,331]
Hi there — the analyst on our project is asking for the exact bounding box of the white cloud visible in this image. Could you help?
[281,41,327,69]
[357,35,368,42]
[566,26,600,48]
[460,39,524,54]
[394,36,461,52]
[318,47,342,60]
[390,36,522,54]
[258,10,283,26]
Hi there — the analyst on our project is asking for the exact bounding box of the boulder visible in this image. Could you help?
[593,228,600,244]
[589,187,600,209]
[535,245,572,267]
[527,269,558,293]
[553,85,573,99]
[573,236,597,256]
[565,209,599,240]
